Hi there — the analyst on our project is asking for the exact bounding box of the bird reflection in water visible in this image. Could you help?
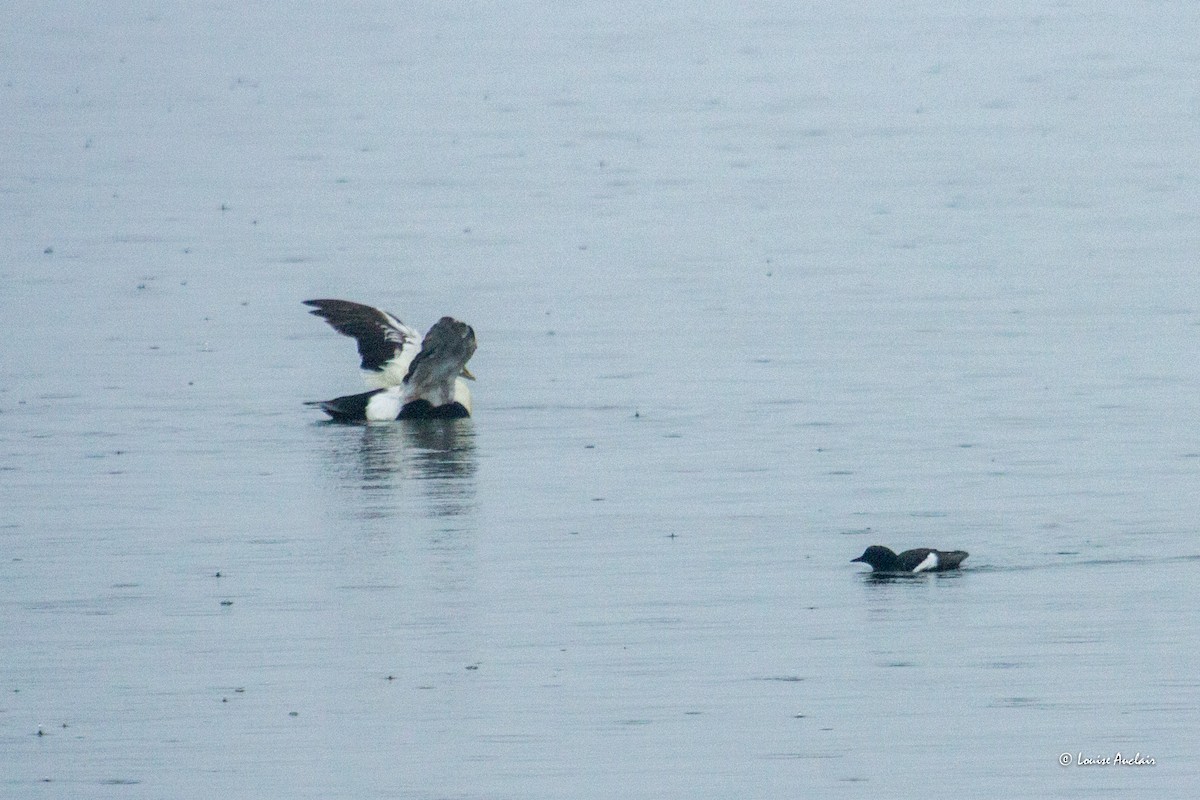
[320,419,477,518]
[860,570,966,586]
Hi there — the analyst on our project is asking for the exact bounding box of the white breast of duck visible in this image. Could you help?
[361,376,473,421]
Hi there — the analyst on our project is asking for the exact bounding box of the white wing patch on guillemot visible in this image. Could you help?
[911,552,939,573]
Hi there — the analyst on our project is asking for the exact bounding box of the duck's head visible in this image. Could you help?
[405,317,477,390]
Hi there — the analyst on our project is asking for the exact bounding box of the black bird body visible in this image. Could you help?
[851,545,968,573]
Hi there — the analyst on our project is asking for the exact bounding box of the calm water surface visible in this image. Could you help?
[2,2,1198,798]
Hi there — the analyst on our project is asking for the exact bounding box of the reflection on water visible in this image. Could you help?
[316,420,477,518]
[859,570,969,586]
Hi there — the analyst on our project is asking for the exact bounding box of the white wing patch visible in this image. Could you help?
[365,345,418,389]
[364,387,404,421]
[365,314,422,389]
[450,376,473,414]
[911,552,940,573]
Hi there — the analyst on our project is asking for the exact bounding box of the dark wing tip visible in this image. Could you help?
[304,299,409,373]
[303,298,368,318]
[303,298,349,321]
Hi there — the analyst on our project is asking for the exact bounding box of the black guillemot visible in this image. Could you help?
[851,545,968,573]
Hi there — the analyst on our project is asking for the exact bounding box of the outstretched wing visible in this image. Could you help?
[404,316,477,394]
[304,299,421,388]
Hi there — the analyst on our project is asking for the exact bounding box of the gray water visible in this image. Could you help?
[2,2,1197,798]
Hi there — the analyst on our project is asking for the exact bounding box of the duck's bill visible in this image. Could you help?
[460,366,476,380]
